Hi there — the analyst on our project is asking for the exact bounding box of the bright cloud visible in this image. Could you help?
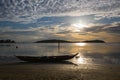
[0,0,120,23]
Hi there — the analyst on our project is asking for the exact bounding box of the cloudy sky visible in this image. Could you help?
[0,0,120,42]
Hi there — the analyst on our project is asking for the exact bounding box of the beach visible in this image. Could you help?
[0,63,120,80]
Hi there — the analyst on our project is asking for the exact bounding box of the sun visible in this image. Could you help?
[72,22,88,32]
[72,23,86,29]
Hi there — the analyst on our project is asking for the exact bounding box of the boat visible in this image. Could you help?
[16,53,79,62]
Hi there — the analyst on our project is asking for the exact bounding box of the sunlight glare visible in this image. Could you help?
[76,43,86,46]
[76,57,85,64]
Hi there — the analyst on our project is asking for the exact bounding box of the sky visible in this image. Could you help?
[0,0,120,42]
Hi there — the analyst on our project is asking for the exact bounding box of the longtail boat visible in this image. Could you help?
[16,53,78,62]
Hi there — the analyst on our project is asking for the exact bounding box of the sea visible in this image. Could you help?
[0,43,120,65]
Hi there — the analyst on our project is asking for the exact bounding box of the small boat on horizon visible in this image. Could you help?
[16,53,79,62]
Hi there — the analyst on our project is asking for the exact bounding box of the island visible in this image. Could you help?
[0,39,15,43]
[35,39,73,43]
[35,39,105,43]
[82,40,105,43]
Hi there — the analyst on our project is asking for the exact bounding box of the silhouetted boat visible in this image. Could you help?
[16,53,78,62]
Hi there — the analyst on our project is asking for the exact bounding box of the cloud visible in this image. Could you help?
[82,22,120,34]
[0,0,119,23]
[0,21,120,42]
[103,23,120,34]
[0,25,66,41]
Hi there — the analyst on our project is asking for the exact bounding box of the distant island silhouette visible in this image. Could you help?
[82,40,105,43]
[35,39,72,43]
[35,39,105,43]
[0,39,15,43]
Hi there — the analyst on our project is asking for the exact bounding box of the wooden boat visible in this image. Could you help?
[16,53,79,62]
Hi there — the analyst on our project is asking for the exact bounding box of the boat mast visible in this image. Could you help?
[58,42,60,53]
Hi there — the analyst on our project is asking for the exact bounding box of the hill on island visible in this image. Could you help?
[82,40,105,43]
[35,39,72,43]
[35,39,105,43]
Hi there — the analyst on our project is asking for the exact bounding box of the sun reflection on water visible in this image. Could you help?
[76,57,85,64]
[75,43,86,46]
[73,53,86,64]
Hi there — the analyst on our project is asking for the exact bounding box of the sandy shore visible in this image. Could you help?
[0,62,120,80]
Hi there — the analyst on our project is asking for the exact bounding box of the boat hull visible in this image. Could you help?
[16,53,78,62]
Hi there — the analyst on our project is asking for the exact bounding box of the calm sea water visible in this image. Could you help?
[0,43,120,65]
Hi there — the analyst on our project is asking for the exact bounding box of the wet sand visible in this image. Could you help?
[0,62,120,80]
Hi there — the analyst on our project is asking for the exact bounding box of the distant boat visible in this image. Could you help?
[16,53,79,62]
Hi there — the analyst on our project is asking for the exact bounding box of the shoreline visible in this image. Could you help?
[0,63,120,80]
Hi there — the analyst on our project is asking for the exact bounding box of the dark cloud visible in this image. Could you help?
[83,26,104,33]
[1,31,36,35]
[83,22,120,34]
[56,31,72,34]
[105,22,120,33]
